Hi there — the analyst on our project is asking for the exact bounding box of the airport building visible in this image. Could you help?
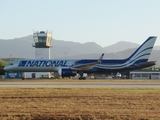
[130,70,160,79]
[32,31,52,59]
[5,72,22,79]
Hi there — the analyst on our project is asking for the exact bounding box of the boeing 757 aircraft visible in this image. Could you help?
[4,36,157,79]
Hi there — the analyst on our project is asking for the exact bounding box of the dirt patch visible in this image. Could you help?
[0,88,160,120]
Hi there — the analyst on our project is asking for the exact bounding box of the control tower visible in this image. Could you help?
[23,31,53,79]
[31,31,53,78]
[33,31,52,59]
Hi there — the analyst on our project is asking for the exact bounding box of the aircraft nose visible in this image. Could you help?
[4,66,9,71]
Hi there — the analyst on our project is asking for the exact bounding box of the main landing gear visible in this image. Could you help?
[79,77,86,80]
[78,72,86,80]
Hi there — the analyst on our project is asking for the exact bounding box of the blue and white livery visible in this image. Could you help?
[4,36,157,79]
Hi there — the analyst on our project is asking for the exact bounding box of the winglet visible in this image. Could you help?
[97,53,104,63]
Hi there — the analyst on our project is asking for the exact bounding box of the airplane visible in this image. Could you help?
[4,36,157,80]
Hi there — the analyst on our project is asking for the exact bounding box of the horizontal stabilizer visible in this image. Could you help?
[134,61,156,67]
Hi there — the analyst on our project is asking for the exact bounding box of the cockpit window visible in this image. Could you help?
[9,63,13,65]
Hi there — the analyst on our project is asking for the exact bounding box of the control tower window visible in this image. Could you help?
[47,37,51,43]
[38,36,47,42]
[34,37,38,43]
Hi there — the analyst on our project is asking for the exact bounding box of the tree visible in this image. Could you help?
[0,60,8,68]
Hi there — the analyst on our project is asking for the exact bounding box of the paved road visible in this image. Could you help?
[0,82,160,88]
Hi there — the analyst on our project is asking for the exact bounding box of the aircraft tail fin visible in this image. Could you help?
[127,36,157,63]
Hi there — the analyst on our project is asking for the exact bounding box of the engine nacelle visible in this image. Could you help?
[58,68,77,77]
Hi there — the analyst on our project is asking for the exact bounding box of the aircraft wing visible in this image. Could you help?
[70,53,104,70]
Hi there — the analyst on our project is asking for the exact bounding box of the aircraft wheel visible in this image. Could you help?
[83,77,86,80]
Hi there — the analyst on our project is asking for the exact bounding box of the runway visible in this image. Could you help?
[0,82,160,88]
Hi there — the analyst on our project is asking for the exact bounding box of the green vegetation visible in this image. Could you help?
[0,59,7,75]
[0,59,8,68]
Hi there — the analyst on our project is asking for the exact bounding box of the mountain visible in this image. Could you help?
[0,35,160,67]
[52,40,105,58]
[103,41,139,53]
[0,36,34,58]
[0,35,106,58]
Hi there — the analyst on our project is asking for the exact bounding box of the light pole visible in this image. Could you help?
[9,54,12,63]
[64,52,67,58]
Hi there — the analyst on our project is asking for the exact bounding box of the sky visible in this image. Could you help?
[1,0,160,47]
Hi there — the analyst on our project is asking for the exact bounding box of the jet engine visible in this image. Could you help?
[58,68,77,77]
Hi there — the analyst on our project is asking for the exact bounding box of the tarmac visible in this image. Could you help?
[0,82,160,88]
